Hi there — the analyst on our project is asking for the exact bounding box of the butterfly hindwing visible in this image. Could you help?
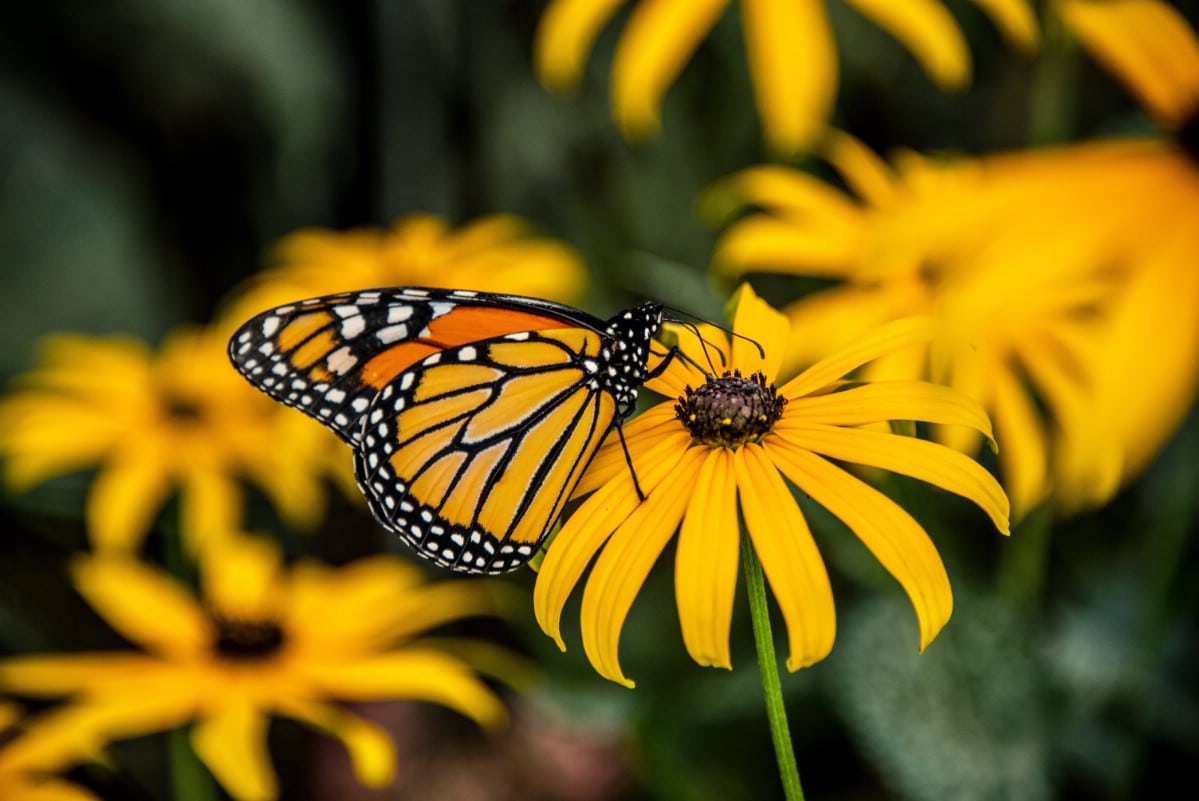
[353,327,618,573]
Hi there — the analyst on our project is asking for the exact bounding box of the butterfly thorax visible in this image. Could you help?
[598,302,663,417]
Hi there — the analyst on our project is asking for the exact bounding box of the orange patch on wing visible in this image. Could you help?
[361,342,442,389]
[277,312,333,352]
[427,306,573,345]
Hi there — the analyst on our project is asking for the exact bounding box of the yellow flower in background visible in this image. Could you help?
[709,1,1199,518]
[0,703,99,801]
[535,0,1037,153]
[1059,0,1199,129]
[0,327,338,552]
[222,213,587,327]
[0,534,515,801]
[535,285,1008,687]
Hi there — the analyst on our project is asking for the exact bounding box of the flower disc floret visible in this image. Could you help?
[676,370,786,448]
[212,616,286,661]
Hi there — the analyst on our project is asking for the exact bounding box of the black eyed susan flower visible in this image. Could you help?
[0,534,515,801]
[708,0,1199,517]
[535,284,1009,687]
[0,326,337,552]
[534,0,1038,153]
[222,213,587,324]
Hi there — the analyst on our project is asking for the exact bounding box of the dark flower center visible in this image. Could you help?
[163,394,205,422]
[212,615,286,660]
[675,370,787,448]
[1179,106,1199,164]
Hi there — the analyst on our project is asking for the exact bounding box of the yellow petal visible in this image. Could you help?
[989,363,1050,520]
[200,535,284,622]
[71,556,211,657]
[85,446,173,552]
[781,423,1009,534]
[535,480,644,651]
[579,447,705,686]
[537,430,695,648]
[299,650,507,729]
[741,0,837,152]
[782,316,935,399]
[842,0,971,89]
[572,406,682,495]
[0,399,119,492]
[821,130,900,207]
[779,286,903,375]
[767,440,952,650]
[275,699,397,789]
[968,0,1039,50]
[674,449,739,669]
[727,283,790,382]
[782,381,996,445]
[713,216,860,278]
[1060,0,1199,126]
[178,468,243,554]
[736,444,836,669]
[192,704,277,801]
[534,0,629,91]
[611,0,730,139]
[0,653,171,696]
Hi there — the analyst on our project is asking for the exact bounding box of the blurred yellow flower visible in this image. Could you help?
[534,0,1037,153]
[0,326,338,552]
[709,0,1199,517]
[0,535,514,801]
[0,703,99,801]
[1059,0,1199,129]
[222,213,587,327]
[535,285,1008,686]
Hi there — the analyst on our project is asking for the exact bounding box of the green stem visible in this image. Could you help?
[996,503,1053,616]
[1027,7,1077,146]
[169,726,216,801]
[742,531,805,801]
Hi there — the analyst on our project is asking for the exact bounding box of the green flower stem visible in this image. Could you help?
[169,725,216,801]
[1027,8,1078,146]
[742,531,805,801]
[996,504,1052,615]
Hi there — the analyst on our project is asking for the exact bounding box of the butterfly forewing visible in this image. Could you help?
[227,288,603,444]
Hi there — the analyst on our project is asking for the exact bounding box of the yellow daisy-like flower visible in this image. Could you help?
[222,213,587,326]
[534,0,1038,153]
[535,284,1009,687]
[0,703,99,801]
[709,1,1199,517]
[0,534,512,801]
[0,326,337,552]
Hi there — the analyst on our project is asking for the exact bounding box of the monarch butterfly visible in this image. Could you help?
[228,287,664,574]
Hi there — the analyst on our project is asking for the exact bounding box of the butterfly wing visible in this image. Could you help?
[354,326,618,573]
[227,288,606,444]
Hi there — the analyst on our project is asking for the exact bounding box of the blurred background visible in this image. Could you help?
[1,1,1197,800]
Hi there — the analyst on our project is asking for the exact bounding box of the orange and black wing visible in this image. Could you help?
[228,288,606,444]
[353,326,618,573]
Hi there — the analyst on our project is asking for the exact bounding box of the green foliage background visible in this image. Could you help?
[1,1,1196,800]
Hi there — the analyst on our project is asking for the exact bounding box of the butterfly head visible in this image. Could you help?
[601,302,664,417]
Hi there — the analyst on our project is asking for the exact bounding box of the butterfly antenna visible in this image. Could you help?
[662,307,766,374]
